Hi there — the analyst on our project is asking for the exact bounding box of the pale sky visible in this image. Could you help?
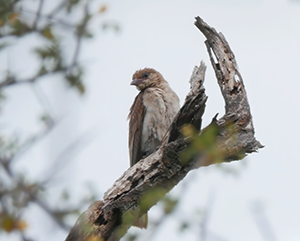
[1,0,300,241]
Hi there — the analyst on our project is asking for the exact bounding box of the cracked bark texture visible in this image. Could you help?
[65,16,263,241]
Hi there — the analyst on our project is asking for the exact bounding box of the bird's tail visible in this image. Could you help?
[133,213,148,229]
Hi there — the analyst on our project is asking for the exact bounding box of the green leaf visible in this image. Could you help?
[180,121,220,165]
[84,31,93,38]
[9,19,31,37]
[65,67,85,95]
[61,190,69,201]
[0,1,20,24]
[75,14,92,38]
[42,26,54,40]
[162,195,178,214]
[34,40,63,71]
[179,221,189,233]
[39,113,52,126]
[35,44,59,59]
[140,187,168,213]
[66,0,81,13]
[125,233,138,241]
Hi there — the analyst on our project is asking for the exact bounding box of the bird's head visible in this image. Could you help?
[131,68,166,91]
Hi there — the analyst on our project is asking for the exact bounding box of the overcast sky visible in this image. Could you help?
[1,0,300,241]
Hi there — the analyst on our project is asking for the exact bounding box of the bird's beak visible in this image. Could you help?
[130,78,143,86]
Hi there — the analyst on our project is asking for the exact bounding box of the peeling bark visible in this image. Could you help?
[65,16,263,241]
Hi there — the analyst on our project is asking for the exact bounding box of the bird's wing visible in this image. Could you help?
[128,92,145,166]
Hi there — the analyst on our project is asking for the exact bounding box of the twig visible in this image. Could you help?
[41,127,99,185]
[199,189,216,241]
[20,8,74,29]
[47,0,70,19]
[250,201,278,241]
[10,123,56,164]
[70,2,90,67]
[0,65,73,89]
[31,195,71,231]
[0,72,46,89]
[32,0,44,29]
[30,83,55,122]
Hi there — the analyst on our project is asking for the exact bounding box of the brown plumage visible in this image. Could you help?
[128,68,180,228]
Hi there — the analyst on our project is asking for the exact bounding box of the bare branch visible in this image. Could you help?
[194,16,263,161]
[47,0,70,19]
[0,65,75,89]
[19,9,74,29]
[250,201,278,241]
[65,16,263,241]
[70,2,90,67]
[9,122,56,164]
[41,127,99,184]
[32,0,44,29]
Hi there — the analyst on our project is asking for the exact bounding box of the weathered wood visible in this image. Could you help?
[65,16,262,241]
[194,16,263,162]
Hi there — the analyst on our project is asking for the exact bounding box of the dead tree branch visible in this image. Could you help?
[65,16,263,241]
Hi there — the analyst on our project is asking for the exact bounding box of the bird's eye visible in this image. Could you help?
[143,73,149,78]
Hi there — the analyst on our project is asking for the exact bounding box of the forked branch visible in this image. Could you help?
[65,16,262,241]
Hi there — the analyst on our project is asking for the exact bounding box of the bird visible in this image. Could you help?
[128,68,180,228]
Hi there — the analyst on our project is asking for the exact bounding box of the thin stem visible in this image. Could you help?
[71,2,90,67]
[0,66,69,89]
[30,83,55,122]
[32,0,44,29]
[47,0,70,19]
[18,9,75,29]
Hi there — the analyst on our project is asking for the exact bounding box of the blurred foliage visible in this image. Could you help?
[139,187,168,214]
[0,213,27,233]
[35,38,63,73]
[0,0,113,240]
[0,0,112,91]
[87,236,104,241]
[181,121,221,165]
[161,195,178,215]
[123,118,245,241]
